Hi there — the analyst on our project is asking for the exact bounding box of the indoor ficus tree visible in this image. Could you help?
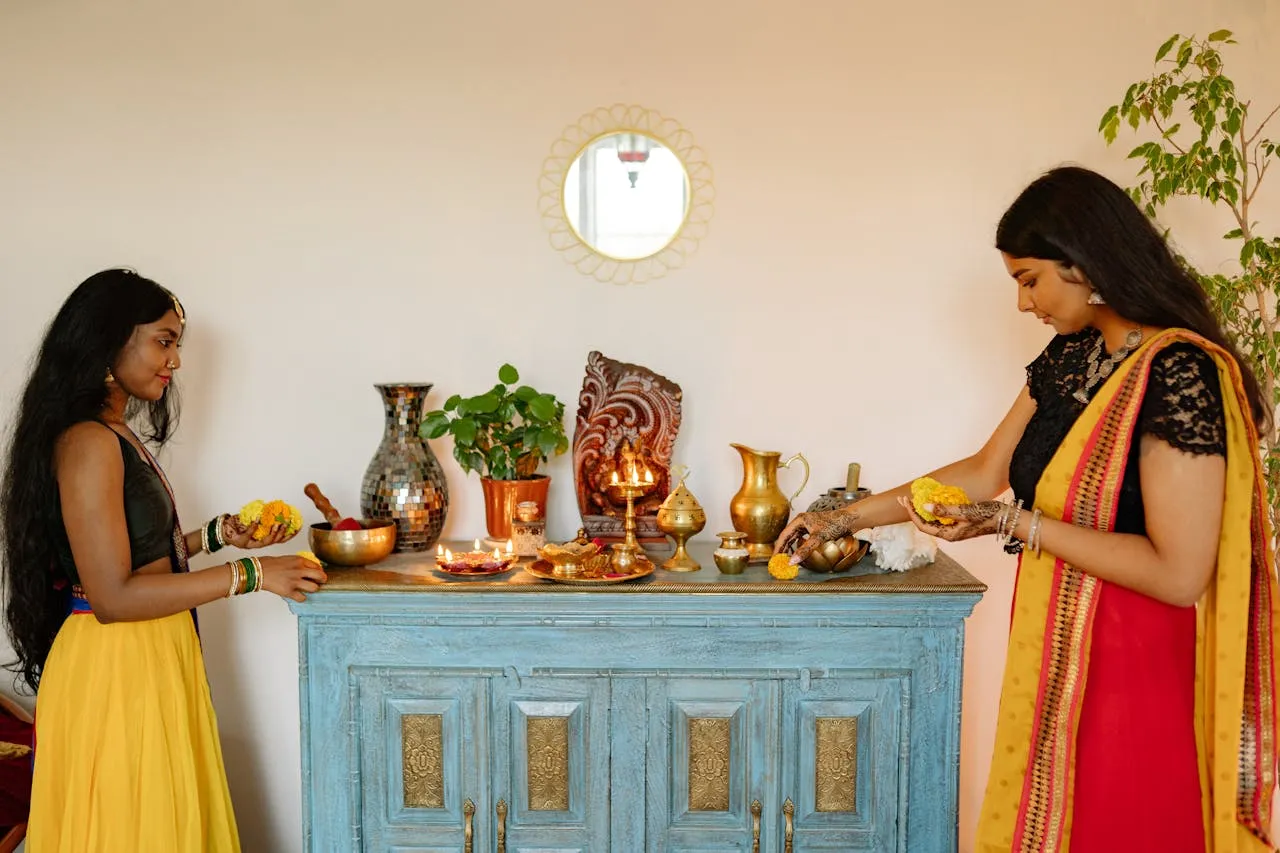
[1100,29,1280,534]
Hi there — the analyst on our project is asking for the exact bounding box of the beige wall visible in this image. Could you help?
[2,0,1277,849]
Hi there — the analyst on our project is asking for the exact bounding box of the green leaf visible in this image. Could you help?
[513,385,538,402]
[1241,240,1256,266]
[1155,33,1181,61]
[1100,105,1119,133]
[443,394,461,412]
[528,394,558,422]
[1207,29,1232,42]
[1176,41,1194,67]
[452,418,478,446]
[1225,228,1244,239]
[1128,108,1141,130]
[1104,115,1120,144]
[468,393,500,414]
[420,412,452,440]
[498,363,519,384]
[536,428,561,457]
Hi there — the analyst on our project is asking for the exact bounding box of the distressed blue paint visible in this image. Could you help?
[291,545,983,852]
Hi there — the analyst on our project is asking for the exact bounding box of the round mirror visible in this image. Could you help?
[562,132,690,261]
[539,104,714,285]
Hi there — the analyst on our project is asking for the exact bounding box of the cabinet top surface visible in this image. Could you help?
[311,540,986,597]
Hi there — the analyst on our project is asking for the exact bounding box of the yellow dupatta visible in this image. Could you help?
[976,329,1280,853]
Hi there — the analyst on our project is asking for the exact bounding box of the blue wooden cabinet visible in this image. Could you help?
[290,543,984,852]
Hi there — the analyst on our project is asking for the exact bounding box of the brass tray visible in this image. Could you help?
[525,555,654,585]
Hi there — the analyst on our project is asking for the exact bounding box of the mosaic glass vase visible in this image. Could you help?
[360,383,449,552]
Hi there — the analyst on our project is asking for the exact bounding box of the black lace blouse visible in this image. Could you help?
[1008,329,1226,535]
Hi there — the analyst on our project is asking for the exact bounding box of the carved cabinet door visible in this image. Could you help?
[489,675,612,853]
[352,668,491,852]
[643,677,778,853]
[777,674,905,851]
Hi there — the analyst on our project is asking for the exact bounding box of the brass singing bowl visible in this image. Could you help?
[800,536,869,573]
[308,521,397,567]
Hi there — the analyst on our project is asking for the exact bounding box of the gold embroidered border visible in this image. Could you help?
[1017,353,1150,851]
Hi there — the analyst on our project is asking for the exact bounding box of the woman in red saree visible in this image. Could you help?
[776,166,1277,852]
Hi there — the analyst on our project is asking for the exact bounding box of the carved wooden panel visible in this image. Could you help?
[527,715,570,811]
[687,717,731,811]
[401,714,444,809]
[815,717,858,812]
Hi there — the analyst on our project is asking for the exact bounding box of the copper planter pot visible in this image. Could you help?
[481,476,550,542]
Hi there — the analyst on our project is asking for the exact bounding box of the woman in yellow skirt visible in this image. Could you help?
[0,269,329,852]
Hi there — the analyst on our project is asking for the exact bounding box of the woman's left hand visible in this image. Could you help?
[898,496,1005,542]
[220,514,297,550]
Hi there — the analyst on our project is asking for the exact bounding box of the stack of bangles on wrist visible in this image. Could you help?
[226,556,265,597]
[201,514,228,555]
[995,500,1044,557]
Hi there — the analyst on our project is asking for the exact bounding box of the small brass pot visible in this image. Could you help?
[713,531,750,575]
[308,520,397,567]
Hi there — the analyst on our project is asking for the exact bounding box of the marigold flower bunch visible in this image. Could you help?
[768,552,799,580]
[910,477,971,525]
[238,499,304,540]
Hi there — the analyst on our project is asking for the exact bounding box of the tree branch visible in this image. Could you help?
[1245,102,1280,146]
[1151,112,1190,155]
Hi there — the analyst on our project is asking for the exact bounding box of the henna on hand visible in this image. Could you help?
[775,509,860,563]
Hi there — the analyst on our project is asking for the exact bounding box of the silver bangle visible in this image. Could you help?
[1029,508,1044,557]
[214,514,228,549]
[200,524,210,556]
[227,562,240,599]
[250,556,264,593]
[1002,500,1024,548]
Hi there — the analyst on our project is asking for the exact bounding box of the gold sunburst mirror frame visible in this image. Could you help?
[538,104,715,285]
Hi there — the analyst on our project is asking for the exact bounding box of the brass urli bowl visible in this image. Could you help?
[308,520,397,567]
[797,535,869,574]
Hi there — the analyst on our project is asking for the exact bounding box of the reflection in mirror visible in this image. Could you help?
[562,132,689,261]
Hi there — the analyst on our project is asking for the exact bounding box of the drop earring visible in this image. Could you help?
[1087,290,1106,306]
[105,368,115,383]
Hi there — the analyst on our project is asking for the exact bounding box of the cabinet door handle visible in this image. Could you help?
[463,798,475,853]
[783,798,795,853]
[496,799,508,853]
[750,799,762,853]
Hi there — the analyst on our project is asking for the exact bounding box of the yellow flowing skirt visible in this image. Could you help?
[27,609,240,852]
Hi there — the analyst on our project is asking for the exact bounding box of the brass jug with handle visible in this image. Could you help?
[729,443,810,561]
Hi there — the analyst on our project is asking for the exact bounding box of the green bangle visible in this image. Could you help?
[206,517,225,554]
[236,557,254,596]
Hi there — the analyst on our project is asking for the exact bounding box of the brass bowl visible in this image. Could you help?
[800,536,869,573]
[537,541,601,571]
[308,521,397,567]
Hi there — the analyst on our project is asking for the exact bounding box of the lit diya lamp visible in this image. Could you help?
[436,539,517,573]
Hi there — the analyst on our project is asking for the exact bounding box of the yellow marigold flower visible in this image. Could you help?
[287,506,303,536]
[238,500,265,527]
[910,477,971,525]
[768,552,799,580]
[297,550,321,566]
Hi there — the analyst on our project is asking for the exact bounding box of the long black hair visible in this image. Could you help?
[1,269,183,690]
[996,165,1268,430]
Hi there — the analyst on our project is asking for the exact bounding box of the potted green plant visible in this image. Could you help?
[1099,29,1279,535]
[419,363,569,541]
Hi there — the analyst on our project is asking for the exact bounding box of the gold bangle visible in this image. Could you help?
[250,556,264,593]
[227,562,240,598]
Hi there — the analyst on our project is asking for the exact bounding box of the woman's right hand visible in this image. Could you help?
[773,510,860,564]
[257,555,328,602]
